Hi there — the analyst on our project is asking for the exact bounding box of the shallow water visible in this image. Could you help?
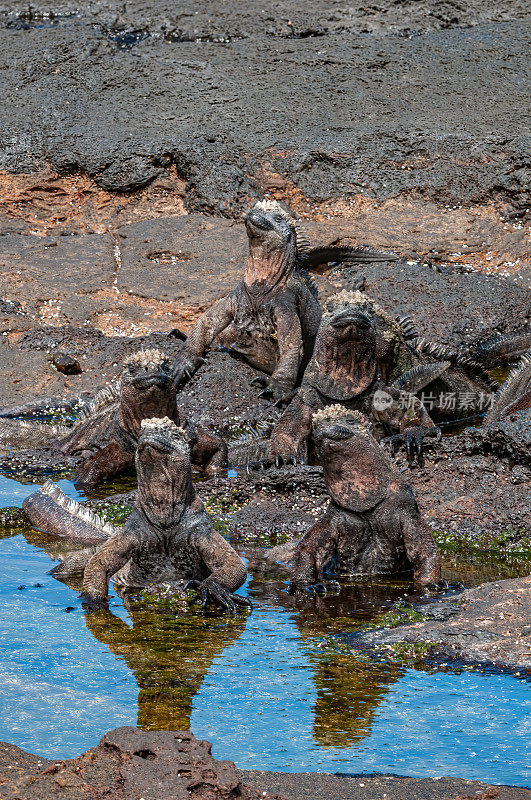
[0,474,529,786]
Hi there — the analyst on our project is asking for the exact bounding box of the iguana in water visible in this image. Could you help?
[0,349,227,488]
[284,406,442,590]
[268,293,440,467]
[23,417,251,614]
[172,201,397,402]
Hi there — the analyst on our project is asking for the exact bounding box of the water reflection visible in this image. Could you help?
[84,604,248,731]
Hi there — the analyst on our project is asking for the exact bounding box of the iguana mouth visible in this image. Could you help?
[130,373,171,390]
[329,310,373,330]
[245,209,273,233]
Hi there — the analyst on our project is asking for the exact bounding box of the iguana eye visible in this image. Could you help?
[273,214,284,222]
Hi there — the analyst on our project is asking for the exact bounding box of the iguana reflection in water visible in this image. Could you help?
[84,601,248,731]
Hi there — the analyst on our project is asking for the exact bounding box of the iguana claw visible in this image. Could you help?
[78,592,109,612]
[381,425,441,466]
[185,579,252,615]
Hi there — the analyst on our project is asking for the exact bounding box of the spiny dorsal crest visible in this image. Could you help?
[41,480,118,538]
[414,338,498,391]
[312,405,370,433]
[73,382,120,427]
[325,291,396,330]
[485,351,531,424]
[140,416,188,439]
[124,348,169,368]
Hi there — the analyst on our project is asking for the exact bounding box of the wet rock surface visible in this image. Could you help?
[353,575,531,670]
[0,729,529,800]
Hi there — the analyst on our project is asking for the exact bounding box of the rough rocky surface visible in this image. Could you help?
[0,729,529,800]
[354,575,531,670]
[0,1,529,213]
[240,771,531,800]
[0,726,285,799]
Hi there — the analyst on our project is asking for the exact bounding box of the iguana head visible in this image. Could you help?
[120,349,179,437]
[305,293,378,400]
[312,406,394,512]
[244,200,297,291]
[136,417,194,527]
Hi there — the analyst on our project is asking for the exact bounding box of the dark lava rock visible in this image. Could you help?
[0,3,529,211]
[51,352,82,375]
[0,728,528,800]
[240,770,531,800]
[332,259,531,348]
[0,726,286,799]
[355,575,531,670]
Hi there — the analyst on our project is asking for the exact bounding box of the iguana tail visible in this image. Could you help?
[0,419,71,449]
[299,244,399,271]
[484,352,531,424]
[23,481,119,543]
[467,331,531,368]
[228,435,271,469]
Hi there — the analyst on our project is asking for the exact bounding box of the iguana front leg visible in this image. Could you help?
[269,393,312,465]
[188,519,251,614]
[80,529,139,609]
[73,440,134,489]
[374,385,440,465]
[290,516,339,593]
[172,295,235,388]
[263,302,303,402]
[399,502,443,587]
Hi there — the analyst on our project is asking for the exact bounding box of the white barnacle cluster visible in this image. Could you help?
[124,348,169,368]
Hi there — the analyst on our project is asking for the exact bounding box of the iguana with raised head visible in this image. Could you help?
[23,418,251,614]
[268,293,440,466]
[285,406,442,591]
[172,201,397,402]
[0,349,227,488]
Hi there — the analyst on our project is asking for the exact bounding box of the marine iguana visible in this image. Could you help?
[331,291,499,421]
[172,201,397,402]
[1,349,227,488]
[286,406,442,590]
[268,293,439,466]
[23,418,250,614]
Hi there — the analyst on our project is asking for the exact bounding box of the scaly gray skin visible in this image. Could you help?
[333,291,498,421]
[287,407,442,591]
[269,297,439,467]
[484,352,531,424]
[24,418,250,615]
[0,349,227,488]
[172,201,397,403]
[465,331,531,369]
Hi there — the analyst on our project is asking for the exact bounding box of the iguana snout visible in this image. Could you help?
[328,308,374,333]
[245,200,294,244]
